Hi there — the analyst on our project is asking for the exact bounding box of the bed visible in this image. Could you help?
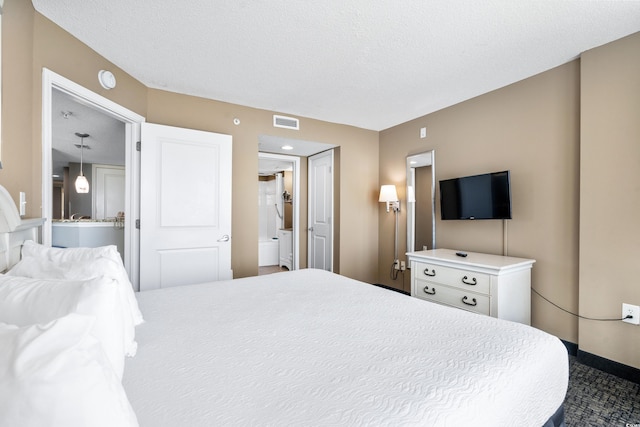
[0,185,568,427]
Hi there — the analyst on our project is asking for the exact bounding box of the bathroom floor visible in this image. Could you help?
[258,265,289,276]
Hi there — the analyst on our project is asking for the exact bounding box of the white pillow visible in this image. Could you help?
[0,314,139,427]
[12,240,143,356]
[0,275,126,379]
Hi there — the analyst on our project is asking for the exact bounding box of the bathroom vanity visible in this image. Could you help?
[278,228,293,270]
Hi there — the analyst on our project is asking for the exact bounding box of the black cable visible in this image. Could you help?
[532,288,632,321]
[389,261,399,281]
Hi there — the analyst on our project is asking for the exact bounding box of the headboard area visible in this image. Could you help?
[0,185,44,272]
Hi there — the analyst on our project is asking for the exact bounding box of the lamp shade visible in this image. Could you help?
[378,185,398,202]
[75,174,89,193]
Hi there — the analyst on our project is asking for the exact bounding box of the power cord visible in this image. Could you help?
[532,288,633,321]
[389,261,408,292]
[389,261,399,281]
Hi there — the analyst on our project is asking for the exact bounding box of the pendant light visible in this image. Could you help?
[75,132,90,193]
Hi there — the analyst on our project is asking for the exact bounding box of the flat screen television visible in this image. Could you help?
[439,170,512,220]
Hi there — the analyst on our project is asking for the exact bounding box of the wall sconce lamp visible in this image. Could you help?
[379,185,400,212]
[379,184,401,278]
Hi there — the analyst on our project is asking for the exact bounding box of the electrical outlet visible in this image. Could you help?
[394,260,400,270]
[622,303,640,325]
[400,260,406,271]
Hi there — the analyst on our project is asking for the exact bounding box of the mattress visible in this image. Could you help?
[123,269,568,426]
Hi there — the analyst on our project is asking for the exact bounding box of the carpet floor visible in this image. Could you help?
[565,356,640,426]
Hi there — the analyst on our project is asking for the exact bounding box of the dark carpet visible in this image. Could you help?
[565,356,640,426]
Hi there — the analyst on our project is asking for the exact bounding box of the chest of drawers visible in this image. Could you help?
[407,249,535,325]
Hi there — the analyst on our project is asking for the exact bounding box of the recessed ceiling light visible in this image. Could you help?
[282,145,293,150]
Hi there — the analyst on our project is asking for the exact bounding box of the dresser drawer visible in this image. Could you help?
[414,280,490,315]
[414,261,491,294]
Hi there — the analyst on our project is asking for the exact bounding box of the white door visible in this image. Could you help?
[139,123,232,291]
[92,164,125,219]
[308,150,333,271]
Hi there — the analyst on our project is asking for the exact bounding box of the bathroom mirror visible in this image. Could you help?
[407,150,435,253]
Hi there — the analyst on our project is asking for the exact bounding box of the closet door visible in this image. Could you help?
[139,123,232,291]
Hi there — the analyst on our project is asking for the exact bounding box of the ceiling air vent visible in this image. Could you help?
[273,115,299,130]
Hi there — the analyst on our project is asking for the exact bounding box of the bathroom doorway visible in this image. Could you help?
[258,152,300,275]
[257,135,338,276]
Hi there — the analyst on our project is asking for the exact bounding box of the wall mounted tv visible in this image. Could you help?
[439,170,512,220]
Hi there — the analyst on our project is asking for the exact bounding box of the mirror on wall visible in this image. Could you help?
[406,150,435,253]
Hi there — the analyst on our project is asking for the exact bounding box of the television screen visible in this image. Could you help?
[439,171,512,220]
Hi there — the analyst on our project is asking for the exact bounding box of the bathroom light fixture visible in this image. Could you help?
[74,132,90,194]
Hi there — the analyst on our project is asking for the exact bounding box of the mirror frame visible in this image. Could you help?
[406,150,436,253]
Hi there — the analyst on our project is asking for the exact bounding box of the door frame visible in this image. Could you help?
[307,149,334,271]
[41,68,145,289]
[258,152,300,270]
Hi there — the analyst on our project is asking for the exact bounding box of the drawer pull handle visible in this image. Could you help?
[423,285,436,295]
[461,276,477,286]
[462,296,477,306]
[423,268,436,277]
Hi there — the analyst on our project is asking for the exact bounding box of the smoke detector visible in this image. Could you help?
[98,70,116,90]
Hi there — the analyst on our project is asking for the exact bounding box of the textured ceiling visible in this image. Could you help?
[32,1,640,131]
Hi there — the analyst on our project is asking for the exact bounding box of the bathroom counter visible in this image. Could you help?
[52,219,121,227]
[52,220,124,259]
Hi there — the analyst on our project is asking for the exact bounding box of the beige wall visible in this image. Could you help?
[580,32,640,369]
[379,31,640,370]
[379,61,581,343]
[2,0,34,210]
[145,89,378,280]
[0,2,379,283]
[1,0,147,218]
[6,0,638,369]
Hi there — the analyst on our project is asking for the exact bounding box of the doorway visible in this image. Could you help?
[258,152,300,274]
[42,68,145,289]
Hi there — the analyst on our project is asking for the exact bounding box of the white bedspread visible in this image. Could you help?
[123,269,568,426]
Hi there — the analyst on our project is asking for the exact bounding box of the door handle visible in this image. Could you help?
[217,234,230,242]
[308,227,314,232]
